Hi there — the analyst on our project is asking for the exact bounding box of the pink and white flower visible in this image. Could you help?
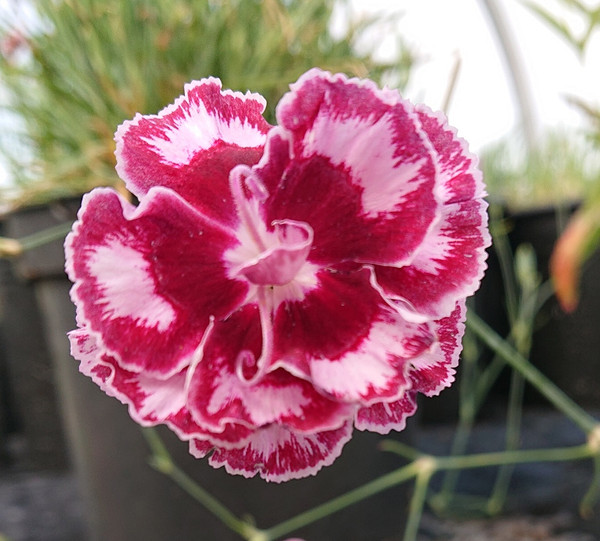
[65,69,490,482]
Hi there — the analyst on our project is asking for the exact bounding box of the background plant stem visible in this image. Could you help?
[479,0,537,152]
[142,428,261,540]
[466,311,598,434]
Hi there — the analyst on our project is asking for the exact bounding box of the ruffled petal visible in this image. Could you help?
[410,299,466,396]
[272,266,384,372]
[355,300,467,433]
[115,78,271,225]
[307,309,432,405]
[270,69,438,265]
[207,420,354,482]
[375,107,490,318]
[187,305,355,433]
[355,393,418,434]
[270,265,437,405]
[70,328,186,424]
[168,410,254,448]
[69,326,254,447]
[65,187,248,377]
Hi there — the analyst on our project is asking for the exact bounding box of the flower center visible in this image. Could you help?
[239,219,313,286]
[227,165,314,287]
[224,165,317,385]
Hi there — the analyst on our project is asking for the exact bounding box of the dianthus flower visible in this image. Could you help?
[66,69,490,482]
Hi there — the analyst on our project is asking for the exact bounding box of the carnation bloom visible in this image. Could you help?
[65,69,490,482]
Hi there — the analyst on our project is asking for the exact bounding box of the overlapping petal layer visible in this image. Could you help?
[206,421,354,482]
[70,328,255,448]
[66,187,248,377]
[374,107,491,318]
[70,328,187,425]
[116,78,271,225]
[187,305,355,434]
[271,69,439,266]
[66,69,490,482]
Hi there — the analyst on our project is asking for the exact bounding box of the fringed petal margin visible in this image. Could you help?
[66,187,248,377]
[187,306,355,434]
[267,69,438,266]
[355,392,418,434]
[115,78,271,225]
[409,299,466,397]
[206,420,354,483]
[374,107,490,319]
[69,328,187,426]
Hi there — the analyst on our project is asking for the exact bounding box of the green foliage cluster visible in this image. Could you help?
[481,131,600,210]
[0,0,413,207]
[523,0,600,56]
[524,0,600,147]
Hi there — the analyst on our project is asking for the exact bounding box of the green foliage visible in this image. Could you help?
[518,1,600,307]
[522,0,600,146]
[481,131,600,210]
[0,0,414,207]
[522,0,600,56]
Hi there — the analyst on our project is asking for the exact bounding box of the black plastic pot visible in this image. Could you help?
[477,203,600,407]
[511,205,600,406]
[5,197,412,541]
[0,205,70,471]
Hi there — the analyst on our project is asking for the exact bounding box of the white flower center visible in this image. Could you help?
[225,164,315,288]
[223,164,319,384]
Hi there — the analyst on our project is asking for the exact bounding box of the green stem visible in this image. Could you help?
[466,311,598,434]
[379,439,422,461]
[437,341,479,500]
[474,356,507,409]
[435,443,592,470]
[144,422,599,541]
[19,221,74,251]
[479,0,537,152]
[473,280,553,411]
[487,369,524,515]
[142,428,260,540]
[266,439,596,540]
[489,210,519,323]
[487,268,537,513]
[403,459,435,541]
[534,279,557,313]
[262,462,420,541]
[580,453,600,518]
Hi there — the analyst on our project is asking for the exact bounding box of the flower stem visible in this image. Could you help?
[436,443,592,470]
[141,428,261,540]
[580,453,600,517]
[466,311,598,434]
[403,458,435,541]
[436,334,479,502]
[0,221,73,258]
[18,221,74,251]
[378,439,422,461]
[486,369,524,515]
[266,440,595,541]
[479,0,537,152]
[487,248,537,514]
[262,461,420,541]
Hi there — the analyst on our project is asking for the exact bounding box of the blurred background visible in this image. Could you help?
[0,1,599,540]
[0,0,598,207]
